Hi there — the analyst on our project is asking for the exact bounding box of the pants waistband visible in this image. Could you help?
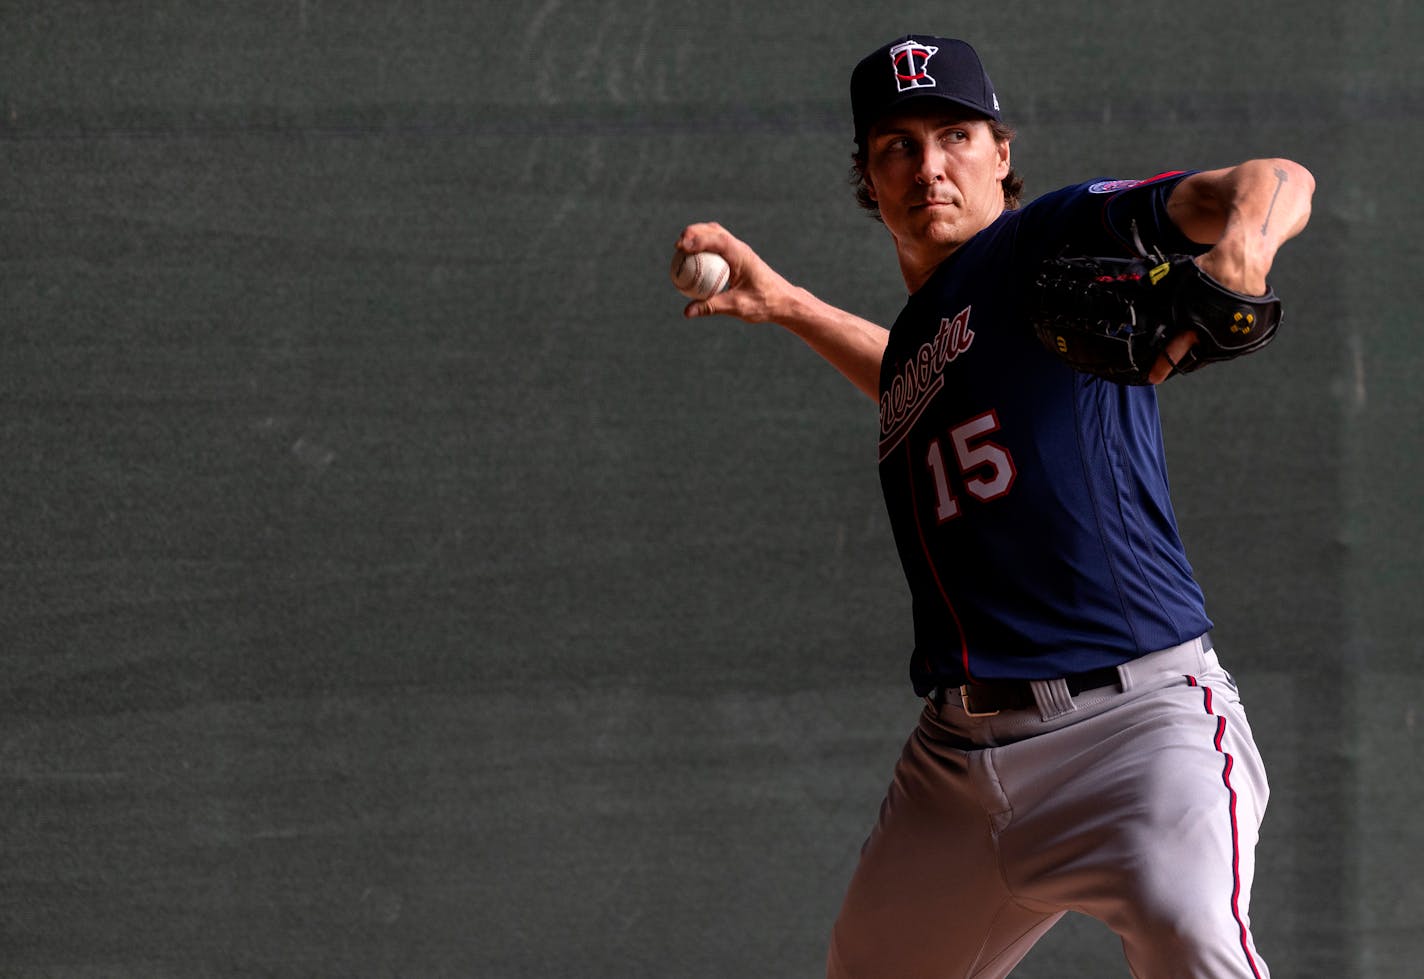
[929,633,1215,722]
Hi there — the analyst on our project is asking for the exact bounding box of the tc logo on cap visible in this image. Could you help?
[890,39,939,93]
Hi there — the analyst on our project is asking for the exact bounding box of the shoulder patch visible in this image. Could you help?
[1088,179,1143,194]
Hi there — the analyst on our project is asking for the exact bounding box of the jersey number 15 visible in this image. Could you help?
[924,410,1017,522]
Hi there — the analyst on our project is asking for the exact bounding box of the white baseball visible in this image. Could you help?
[670,250,731,301]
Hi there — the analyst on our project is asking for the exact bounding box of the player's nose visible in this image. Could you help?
[914,145,948,184]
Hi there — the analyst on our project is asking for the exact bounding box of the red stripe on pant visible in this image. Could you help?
[1186,674,1264,979]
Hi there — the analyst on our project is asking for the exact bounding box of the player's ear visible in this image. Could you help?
[995,138,1011,181]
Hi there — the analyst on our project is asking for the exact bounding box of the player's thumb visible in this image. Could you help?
[684,297,719,319]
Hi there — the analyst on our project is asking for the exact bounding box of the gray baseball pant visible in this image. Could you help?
[827,636,1270,979]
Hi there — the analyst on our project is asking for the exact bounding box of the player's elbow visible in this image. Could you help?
[1265,158,1316,235]
[1268,157,1315,198]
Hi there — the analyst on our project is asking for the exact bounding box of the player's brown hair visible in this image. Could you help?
[849,119,1024,218]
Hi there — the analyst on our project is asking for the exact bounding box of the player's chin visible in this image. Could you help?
[903,210,961,243]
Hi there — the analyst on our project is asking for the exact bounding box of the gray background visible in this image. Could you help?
[3,1,1420,976]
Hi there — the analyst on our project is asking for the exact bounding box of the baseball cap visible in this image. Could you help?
[851,35,1002,147]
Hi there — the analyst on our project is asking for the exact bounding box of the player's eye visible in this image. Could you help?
[875,136,914,157]
[942,129,969,143]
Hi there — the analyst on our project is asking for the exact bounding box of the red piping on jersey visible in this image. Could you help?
[1140,170,1189,184]
[905,449,973,680]
[1186,675,1265,979]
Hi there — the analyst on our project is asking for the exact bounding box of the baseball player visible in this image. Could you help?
[673,34,1313,979]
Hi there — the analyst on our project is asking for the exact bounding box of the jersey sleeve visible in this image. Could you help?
[1003,171,1206,295]
[1099,170,1210,256]
[1009,171,1206,264]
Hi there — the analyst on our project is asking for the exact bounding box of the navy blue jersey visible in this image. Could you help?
[876,172,1214,694]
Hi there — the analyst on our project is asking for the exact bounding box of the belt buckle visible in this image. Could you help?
[958,684,1001,718]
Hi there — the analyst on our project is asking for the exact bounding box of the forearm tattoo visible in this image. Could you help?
[1261,167,1288,237]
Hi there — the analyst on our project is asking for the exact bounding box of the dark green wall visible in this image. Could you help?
[4,2,1420,975]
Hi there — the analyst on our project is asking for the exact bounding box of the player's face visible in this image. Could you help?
[864,107,1011,287]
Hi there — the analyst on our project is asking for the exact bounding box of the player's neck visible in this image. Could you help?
[897,237,970,294]
[895,206,1004,294]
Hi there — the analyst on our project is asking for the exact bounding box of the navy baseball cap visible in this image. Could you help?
[851,36,1002,146]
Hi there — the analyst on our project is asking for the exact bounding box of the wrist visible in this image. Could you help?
[1198,234,1272,296]
[772,284,820,329]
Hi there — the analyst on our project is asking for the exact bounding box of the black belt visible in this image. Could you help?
[933,665,1123,716]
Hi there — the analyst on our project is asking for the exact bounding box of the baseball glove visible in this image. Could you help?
[1029,248,1283,385]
